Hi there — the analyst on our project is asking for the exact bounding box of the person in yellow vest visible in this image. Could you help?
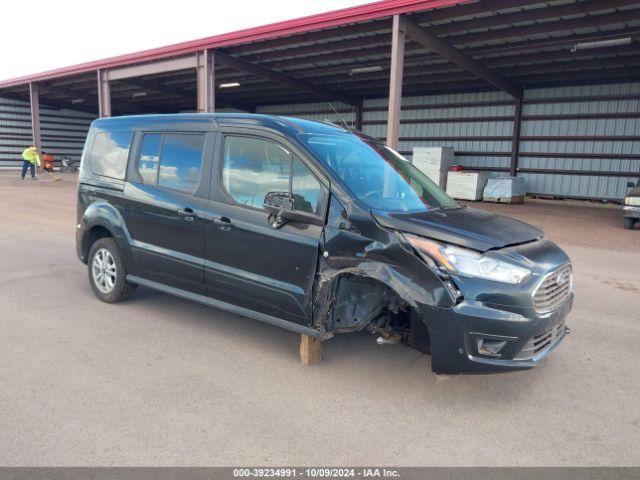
[21,146,40,180]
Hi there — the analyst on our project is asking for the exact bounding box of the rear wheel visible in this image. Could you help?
[624,217,637,230]
[88,238,137,302]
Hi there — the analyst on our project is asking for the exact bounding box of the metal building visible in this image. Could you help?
[1,0,638,200]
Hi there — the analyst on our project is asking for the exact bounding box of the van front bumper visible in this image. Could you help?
[623,205,640,218]
[420,294,573,374]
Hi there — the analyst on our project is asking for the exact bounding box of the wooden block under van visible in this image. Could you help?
[300,334,322,366]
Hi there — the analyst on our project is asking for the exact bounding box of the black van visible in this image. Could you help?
[76,114,573,374]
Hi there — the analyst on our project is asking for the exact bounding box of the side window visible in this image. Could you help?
[292,157,322,214]
[158,134,204,193]
[138,133,162,184]
[136,133,204,193]
[223,136,291,209]
[89,130,133,179]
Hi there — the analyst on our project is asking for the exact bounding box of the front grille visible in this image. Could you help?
[515,321,565,360]
[533,264,572,314]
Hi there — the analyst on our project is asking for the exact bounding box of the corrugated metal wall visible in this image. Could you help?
[0,96,95,168]
[520,83,640,200]
[361,91,515,172]
[258,82,640,201]
[2,82,638,200]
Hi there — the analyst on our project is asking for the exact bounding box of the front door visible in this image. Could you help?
[122,131,212,294]
[204,132,328,324]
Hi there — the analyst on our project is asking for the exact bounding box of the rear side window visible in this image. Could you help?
[138,133,162,184]
[89,130,133,179]
[136,133,205,194]
[222,135,322,214]
[159,134,204,192]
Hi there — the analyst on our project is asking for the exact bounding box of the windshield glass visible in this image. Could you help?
[299,133,457,212]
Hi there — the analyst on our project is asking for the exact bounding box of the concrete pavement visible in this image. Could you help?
[1,172,639,466]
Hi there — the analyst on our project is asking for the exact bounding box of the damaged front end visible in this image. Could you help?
[311,195,460,366]
[309,194,572,375]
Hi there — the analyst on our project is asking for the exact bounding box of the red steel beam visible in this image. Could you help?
[386,15,406,150]
[29,83,42,154]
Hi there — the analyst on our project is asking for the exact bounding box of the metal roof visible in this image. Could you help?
[0,0,466,88]
[1,0,639,114]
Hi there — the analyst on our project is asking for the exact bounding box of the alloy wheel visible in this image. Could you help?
[92,248,117,294]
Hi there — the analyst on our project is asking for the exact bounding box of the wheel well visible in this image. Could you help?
[324,274,429,351]
[84,225,113,260]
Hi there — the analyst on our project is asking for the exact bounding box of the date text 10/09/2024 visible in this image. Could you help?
[232,468,400,478]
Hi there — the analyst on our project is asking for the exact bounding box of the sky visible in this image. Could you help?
[0,0,377,81]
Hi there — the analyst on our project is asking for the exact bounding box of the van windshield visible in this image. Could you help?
[299,133,457,212]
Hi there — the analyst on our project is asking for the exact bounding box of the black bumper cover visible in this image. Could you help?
[419,294,573,374]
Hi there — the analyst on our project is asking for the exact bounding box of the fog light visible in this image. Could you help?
[477,338,507,357]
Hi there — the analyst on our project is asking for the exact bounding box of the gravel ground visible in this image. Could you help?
[0,171,639,466]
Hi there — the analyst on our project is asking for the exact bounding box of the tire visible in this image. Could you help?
[623,217,637,230]
[87,238,137,303]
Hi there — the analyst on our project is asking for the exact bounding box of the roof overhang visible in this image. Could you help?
[1,0,638,115]
[0,0,466,89]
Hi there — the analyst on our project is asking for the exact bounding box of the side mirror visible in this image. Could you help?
[264,191,323,228]
[264,191,293,216]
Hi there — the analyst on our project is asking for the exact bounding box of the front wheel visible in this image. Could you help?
[88,238,137,302]
[623,217,637,230]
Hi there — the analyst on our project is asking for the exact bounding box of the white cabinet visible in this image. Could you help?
[446,172,489,201]
[412,147,454,189]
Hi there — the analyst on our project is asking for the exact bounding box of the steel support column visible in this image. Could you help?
[197,50,215,113]
[29,82,42,154]
[97,69,111,118]
[354,100,363,131]
[386,15,405,150]
[510,95,524,176]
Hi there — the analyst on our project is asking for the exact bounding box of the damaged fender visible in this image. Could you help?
[311,194,456,348]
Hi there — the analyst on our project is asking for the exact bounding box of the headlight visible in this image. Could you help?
[404,234,532,284]
[625,197,640,206]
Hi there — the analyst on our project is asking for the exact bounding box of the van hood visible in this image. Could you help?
[372,206,543,252]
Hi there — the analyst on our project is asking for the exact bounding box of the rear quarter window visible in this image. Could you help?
[88,130,134,180]
[158,133,204,193]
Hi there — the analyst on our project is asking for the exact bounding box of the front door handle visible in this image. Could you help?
[177,207,197,222]
[212,216,232,231]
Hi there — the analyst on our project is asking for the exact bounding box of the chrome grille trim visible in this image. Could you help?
[533,263,572,314]
[515,321,565,360]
